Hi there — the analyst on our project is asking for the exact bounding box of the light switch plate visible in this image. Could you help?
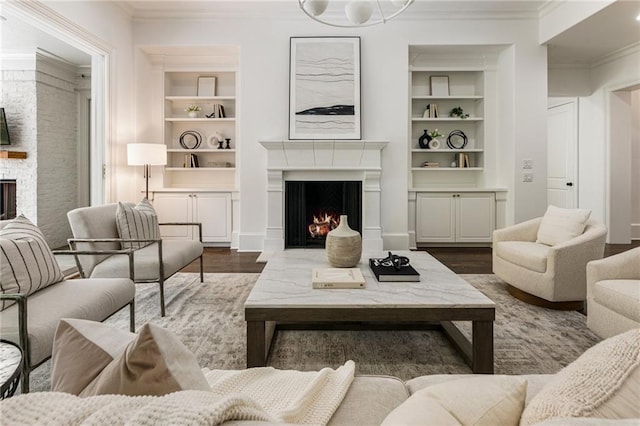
[523,159,533,169]
[523,172,533,182]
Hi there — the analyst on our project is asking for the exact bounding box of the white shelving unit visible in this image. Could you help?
[163,70,238,189]
[410,68,486,187]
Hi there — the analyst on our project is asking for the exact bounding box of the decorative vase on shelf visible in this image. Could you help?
[418,129,433,149]
[188,111,198,118]
[326,215,362,268]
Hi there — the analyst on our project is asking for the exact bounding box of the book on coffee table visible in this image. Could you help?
[312,268,366,289]
[369,258,420,282]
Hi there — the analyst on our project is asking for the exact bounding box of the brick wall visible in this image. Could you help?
[1,53,79,248]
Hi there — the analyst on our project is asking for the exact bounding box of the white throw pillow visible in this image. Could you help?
[115,198,161,250]
[520,328,640,425]
[536,205,591,246]
[382,375,527,426]
[0,215,65,310]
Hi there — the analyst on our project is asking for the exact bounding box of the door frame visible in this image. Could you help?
[605,79,640,243]
[5,1,114,204]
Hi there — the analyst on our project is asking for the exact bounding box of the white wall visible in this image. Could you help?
[549,47,640,236]
[42,0,136,203]
[631,89,640,240]
[35,4,548,251]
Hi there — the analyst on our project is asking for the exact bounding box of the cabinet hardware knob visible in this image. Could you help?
[566,182,573,187]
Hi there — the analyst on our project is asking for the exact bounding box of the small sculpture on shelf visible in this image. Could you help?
[418,129,442,149]
[225,138,231,149]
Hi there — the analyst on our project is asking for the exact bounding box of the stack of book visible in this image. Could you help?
[423,103,439,118]
[422,161,440,168]
[183,153,199,168]
[210,103,226,118]
[368,258,420,282]
[457,153,471,168]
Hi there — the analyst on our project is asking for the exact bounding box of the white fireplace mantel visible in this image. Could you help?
[260,140,388,252]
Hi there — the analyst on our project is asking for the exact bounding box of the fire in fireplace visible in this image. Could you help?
[285,181,362,248]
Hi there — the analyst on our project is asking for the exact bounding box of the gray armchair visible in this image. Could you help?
[67,204,204,317]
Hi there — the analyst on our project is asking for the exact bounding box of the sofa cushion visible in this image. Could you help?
[327,375,409,426]
[0,215,65,310]
[382,375,527,426]
[536,205,591,246]
[116,198,161,250]
[91,240,203,281]
[593,280,640,322]
[0,277,135,366]
[406,373,554,405]
[520,328,640,425]
[80,322,210,396]
[51,318,136,395]
[495,241,549,273]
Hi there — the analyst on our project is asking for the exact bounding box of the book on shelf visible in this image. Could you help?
[422,161,440,168]
[423,103,439,118]
[458,153,470,168]
[368,258,420,282]
[311,268,366,289]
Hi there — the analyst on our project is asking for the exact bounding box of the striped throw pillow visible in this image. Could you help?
[115,198,161,250]
[0,215,65,310]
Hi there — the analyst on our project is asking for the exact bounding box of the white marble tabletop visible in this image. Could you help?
[245,250,495,310]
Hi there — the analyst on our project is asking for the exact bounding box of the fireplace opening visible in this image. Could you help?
[285,181,362,248]
[0,180,17,220]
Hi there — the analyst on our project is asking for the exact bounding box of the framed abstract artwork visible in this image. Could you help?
[289,36,361,140]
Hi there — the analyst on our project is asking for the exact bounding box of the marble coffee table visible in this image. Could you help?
[244,250,496,373]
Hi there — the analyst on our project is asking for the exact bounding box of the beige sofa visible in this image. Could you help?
[0,220,135,394]
[586,247,640,339]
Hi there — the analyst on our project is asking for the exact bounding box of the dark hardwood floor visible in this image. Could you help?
[185,241,639,274]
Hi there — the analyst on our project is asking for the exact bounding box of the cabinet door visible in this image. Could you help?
[152,193,193,240]
[416,193,456,243]
[456,193,495,242]
[193,193,231,243]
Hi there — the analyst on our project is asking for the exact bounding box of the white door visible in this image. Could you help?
[152,193,192,239]
[456,193,495,242]
[547,100,578,208]
[194,193,232,242]
[416,193,455,243]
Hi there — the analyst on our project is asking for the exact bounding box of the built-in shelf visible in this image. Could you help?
[412,149,484,153]
[165,96,235,101]
[165,117,235,122]
[167,149,236,153]
[412,95,483,100]
[411,167,484,171]
[412,117,483,122]
[0,151,27,159]
[165,167,236,171]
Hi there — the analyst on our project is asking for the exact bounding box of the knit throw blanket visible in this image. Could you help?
[0,360,356,425]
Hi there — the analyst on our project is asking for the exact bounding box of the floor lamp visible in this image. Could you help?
[127,143,167,199]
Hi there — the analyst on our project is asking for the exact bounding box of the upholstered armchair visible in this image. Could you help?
[493,209,607,310]
[67,203,204,317]
[586,247,640,339]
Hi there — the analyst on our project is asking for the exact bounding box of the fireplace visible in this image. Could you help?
[285,181,362,248]
[0,180,17,220]
[260,140,387,252]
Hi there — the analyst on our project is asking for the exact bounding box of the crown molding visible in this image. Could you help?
[591,41,640,69]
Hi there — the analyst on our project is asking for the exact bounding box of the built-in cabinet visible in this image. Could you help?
[152,192,232,243]
[408,46,507,247]
[410,69,486,188]
[415,192,495,243]
[163,70,237,190]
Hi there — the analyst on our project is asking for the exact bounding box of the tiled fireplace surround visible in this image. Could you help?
[260,140,388,253]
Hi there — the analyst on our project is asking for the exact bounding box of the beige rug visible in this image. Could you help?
[29,273,600,392]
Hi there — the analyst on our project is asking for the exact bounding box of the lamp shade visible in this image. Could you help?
[127,143,167,166]
[345,1,374,25]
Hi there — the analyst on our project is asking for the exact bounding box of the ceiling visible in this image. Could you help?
[0,1,638,67]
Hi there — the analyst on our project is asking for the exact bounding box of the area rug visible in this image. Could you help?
[29,273,600,392]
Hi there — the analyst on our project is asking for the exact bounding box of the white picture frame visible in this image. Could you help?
[430,75,450,97]
[197,76,216,97]
[289,36,361,140]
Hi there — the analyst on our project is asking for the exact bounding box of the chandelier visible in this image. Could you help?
[298,0,415,28]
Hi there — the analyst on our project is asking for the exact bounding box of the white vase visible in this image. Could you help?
[188,111,198,118]
[326,215,362,268]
